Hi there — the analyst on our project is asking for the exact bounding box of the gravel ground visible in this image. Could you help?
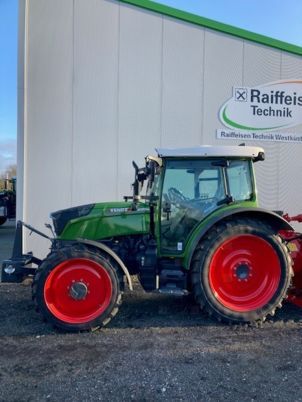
[1,220,302,402]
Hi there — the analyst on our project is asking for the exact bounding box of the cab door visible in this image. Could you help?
[160,159,225,254]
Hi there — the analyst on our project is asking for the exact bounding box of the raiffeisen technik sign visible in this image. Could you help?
[217,80,302,143]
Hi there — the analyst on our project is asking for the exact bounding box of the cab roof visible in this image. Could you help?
[156,145,265,160]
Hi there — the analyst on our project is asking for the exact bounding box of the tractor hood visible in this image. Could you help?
[50,201,150,240]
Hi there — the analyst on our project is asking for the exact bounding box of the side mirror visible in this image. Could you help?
[132,161,139,172]
[254,152,265,162]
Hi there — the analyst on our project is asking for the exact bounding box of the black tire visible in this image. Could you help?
[0,217,7,226]
[191,218,293,324]
[32,245,122,331]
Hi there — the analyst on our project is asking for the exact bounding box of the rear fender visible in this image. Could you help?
[76,238,133,291]
[184,208,294,270]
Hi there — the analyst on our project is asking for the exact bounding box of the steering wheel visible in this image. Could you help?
[168,187,189,205]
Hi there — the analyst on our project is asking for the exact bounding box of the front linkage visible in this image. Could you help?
[1,221,49,282]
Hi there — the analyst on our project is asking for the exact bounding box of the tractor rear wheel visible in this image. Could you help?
[32,246,122,331]
[191,218,293,324]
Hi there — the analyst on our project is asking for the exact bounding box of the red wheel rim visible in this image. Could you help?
[208,235,281,312]
[44,258,112,324]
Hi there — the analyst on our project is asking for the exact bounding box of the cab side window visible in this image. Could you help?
[227,161,253,201]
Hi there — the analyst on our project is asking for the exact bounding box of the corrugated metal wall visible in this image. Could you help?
[22,0,302,256]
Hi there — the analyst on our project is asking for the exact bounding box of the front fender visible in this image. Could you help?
[76,238,133,291]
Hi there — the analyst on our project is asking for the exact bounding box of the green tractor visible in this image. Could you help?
[1,146,294,331]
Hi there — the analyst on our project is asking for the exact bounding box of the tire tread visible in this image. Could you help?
[32,245,123,332]
[190,218,293,324]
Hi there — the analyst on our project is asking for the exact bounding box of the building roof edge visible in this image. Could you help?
[119,0,302,57]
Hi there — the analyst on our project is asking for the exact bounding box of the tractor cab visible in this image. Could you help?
[135,146,264,254]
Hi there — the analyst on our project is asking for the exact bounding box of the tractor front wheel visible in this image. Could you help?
[191,218,292,324]
[32,246,122,331]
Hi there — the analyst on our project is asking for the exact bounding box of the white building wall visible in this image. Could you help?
[279,54,302,215]
[24,0,74,254]
[161,18,204,147]
[73,0,119,205]
[21,0,302,256]
[243,43,282,210]
[118,5,162,195]
[202,30,244,143]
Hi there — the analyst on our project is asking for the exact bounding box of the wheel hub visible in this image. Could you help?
[234,262,251,280]
[69,281,88,300]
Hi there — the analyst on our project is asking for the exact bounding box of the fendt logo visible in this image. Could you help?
[220,80,302,131]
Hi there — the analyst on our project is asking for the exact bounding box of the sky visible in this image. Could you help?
[154,0,302,46]
[0,0,17,175]
[0,0,301,175]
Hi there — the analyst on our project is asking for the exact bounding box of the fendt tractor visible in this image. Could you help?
[2,146,302,331]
